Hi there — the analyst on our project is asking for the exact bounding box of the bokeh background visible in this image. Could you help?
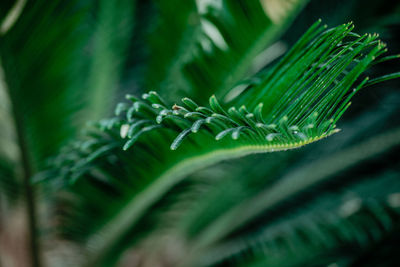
[0,0,400,266]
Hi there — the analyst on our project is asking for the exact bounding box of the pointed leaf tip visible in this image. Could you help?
[170,128,192,150]
[181,97,198,111]
[209,95,227,115]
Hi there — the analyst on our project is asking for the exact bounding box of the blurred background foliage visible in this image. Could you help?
[0,0,399,266]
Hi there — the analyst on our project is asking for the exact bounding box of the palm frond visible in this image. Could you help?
[155,92,400,248]
[37,21,400,265]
